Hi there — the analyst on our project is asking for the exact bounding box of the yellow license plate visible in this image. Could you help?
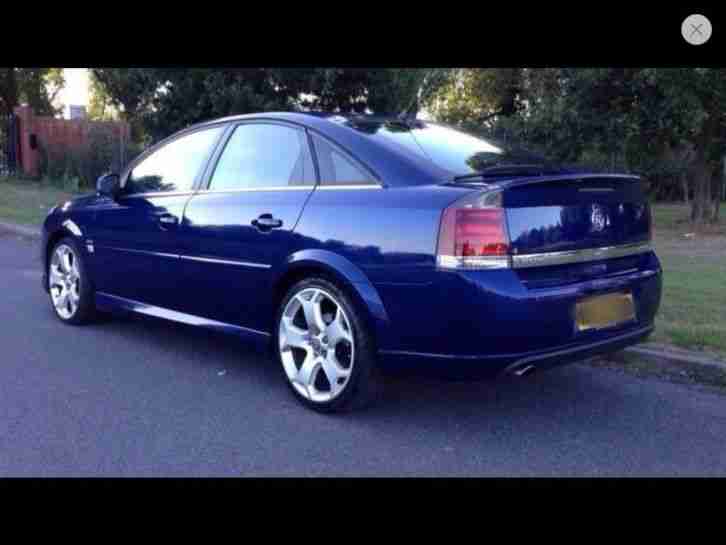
[575,292,636,332]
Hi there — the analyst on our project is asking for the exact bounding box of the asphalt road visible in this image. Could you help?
[2,231,726,477]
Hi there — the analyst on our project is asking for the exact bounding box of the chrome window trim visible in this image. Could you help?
[317,184,383,190]
[118,191,197,199]
[511,242,652,269]
[194,186,316,194]
[192,184,383,195]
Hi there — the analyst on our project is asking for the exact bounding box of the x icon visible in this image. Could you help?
[690,23,704,37]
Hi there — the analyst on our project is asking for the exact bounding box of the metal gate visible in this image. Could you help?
[0,113,20,176]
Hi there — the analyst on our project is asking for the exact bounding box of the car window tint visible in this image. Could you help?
[126,127,223,194]
[311,134,374,186]
[346,120,547,175]
[209,124,315,190]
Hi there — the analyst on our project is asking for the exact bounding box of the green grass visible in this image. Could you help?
[0,177,79,227]
[650,203,726,358]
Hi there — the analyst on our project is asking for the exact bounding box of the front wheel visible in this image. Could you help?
[47,237,98,325]
[275,277,382,412]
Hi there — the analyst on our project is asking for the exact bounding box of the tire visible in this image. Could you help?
[274,277,383,413]
[47,236,98,325]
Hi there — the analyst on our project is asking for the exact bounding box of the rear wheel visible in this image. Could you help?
[275,277,382,412]
[48,237,98,325]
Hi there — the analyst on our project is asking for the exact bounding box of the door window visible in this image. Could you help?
[125,126,224,195]
[209,123,316,190]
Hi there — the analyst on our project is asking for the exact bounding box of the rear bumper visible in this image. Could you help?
[379,324,654,379]
[373,250,662,377]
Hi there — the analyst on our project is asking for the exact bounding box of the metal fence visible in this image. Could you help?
[0,113,20,177]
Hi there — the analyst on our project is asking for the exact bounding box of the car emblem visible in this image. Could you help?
[590,204,607,233]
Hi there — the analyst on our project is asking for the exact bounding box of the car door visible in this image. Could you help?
[88,124,226,310]
[178,121,317,332]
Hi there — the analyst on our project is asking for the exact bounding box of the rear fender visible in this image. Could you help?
[276,249,390,347]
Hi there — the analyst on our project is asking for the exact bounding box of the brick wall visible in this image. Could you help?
[14,105,130,177]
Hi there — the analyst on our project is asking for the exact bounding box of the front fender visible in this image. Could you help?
[41,210,90,292]
[278,249,391,347]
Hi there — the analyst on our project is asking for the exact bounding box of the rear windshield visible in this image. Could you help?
[345,120,546,175]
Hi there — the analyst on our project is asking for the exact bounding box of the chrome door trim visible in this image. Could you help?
[179,255,271,269]
[99,246,179,260]
[511,242,652,269]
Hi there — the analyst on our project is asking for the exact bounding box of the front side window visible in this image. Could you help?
[209,123,315,190]
[125,126,224,195]
[311,134,374,186]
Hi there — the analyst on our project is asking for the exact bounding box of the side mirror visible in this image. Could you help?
[97,173,120,198]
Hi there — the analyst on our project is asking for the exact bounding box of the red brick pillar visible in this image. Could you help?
[13,105,39,177]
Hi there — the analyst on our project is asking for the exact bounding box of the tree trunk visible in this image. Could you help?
[690,154,712,225]
[681,173,689,204]
[711,156,725,224]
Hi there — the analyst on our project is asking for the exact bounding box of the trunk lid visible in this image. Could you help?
[501,174,651,256]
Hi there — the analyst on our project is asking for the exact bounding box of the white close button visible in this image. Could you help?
[682,14,712,46]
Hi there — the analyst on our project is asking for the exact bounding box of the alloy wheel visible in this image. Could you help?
[49,244,81,320]
[279,287,355,403]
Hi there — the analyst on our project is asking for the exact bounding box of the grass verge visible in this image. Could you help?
[0,177,79,227]
[650,204,726,359]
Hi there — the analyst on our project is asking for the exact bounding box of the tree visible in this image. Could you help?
[88,71,119,121]
[427,68,726,224]
[90,69,159,141]
[0,68,65,117]
[427,69,524,128]
[91,68,452,144]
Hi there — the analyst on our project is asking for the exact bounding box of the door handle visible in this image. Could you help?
[252,214,283,230]
[157,214,179,228]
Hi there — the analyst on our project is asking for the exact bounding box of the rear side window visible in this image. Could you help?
[209,123,316,190]
[125,126,224,194]
[310,134,375,186]
[347,120,546,175]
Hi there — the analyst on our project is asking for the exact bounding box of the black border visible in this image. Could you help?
[5,7,725,67]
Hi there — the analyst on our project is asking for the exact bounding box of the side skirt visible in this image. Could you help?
[95,292,271,346]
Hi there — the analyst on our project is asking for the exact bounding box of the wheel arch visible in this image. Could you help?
[272,250,390,350]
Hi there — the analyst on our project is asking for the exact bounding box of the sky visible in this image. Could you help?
[58,68,89,108]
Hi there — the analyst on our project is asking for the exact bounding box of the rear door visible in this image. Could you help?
[178,121,317,332]
[88,125,225,309]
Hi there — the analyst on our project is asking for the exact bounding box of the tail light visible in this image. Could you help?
[436,190,512,269]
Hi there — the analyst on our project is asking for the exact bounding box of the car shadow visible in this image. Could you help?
[91,311,630,427]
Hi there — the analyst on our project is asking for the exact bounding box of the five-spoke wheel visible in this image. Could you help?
[276,278,381,412]
[49,244,82,319]
[47,237,97,325]
[279,287,355,403]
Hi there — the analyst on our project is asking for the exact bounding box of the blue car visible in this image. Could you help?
[41,112,662,412]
